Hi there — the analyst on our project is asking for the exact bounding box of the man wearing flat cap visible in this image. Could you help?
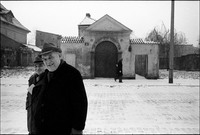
[32,43,88,134]
[26,55,46,134]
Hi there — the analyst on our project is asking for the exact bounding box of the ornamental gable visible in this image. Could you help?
[86,14,132,32]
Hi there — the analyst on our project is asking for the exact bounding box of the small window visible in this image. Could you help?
[85,42,89,46]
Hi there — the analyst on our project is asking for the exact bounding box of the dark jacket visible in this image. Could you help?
[116,59,123,77]
[26,72,45,134]
[33,60,88,134]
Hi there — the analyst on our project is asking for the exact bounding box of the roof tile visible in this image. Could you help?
[130,38,159,44]
[61,36,84,43]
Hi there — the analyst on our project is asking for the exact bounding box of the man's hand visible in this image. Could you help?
[27,84,35,95]
[71,128,83,135]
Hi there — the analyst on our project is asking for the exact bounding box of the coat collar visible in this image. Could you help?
[46,59,65,82]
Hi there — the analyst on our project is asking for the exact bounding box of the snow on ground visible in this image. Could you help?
[0,67,199,134]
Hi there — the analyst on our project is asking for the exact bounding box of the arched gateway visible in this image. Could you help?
[60,14,159,79]
[95,41,118,78]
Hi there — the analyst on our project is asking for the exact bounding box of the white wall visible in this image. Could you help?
[132,44,159,78]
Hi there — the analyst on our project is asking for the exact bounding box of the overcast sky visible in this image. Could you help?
[1,1,199,47]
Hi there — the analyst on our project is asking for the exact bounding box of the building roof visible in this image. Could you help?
[0,3,7,10]
[24,44,41,52]
[0,3,30,32]
[79,13,96,25]
[86,14,132,32]
[61,37,159,45]
[36,30,62,38]
[130,38,159,44]
[61,36,84,43]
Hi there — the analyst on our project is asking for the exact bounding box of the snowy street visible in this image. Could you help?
[0,68,199,134]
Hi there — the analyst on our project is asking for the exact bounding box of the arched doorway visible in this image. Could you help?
[95,41,118,78]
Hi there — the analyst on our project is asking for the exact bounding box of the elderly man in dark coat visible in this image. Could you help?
[26,55,46,134]
[32,43,88,134]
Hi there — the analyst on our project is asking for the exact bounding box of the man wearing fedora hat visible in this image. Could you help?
[31,43,88,134]
[26,55,46,134]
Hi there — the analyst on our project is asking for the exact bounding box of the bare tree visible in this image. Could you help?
[145,22,187,45]
[174,31,187,45]
[145,22,188,70]
[145,22,169,44]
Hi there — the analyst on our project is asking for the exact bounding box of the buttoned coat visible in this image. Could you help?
[32,60,88,134]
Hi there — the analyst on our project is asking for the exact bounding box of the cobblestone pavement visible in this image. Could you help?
[83,79,199,134]
[1,78,199,134]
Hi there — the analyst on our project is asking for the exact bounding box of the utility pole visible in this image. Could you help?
[169,0,175,83]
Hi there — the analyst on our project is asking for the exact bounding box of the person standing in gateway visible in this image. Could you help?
[33,43,88,134]
[115,58,123,83]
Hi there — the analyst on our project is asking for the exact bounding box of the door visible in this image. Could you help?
[135,55,148,77]
[95,41,118,77]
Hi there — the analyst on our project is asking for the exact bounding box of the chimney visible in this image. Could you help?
[86,13,91,18]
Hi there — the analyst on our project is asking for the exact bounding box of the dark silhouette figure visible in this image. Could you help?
[114,58,123,83]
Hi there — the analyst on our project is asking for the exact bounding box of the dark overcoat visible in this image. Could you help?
[117,60,123,77]
[32,60,88,134]
[26,72,45,134]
